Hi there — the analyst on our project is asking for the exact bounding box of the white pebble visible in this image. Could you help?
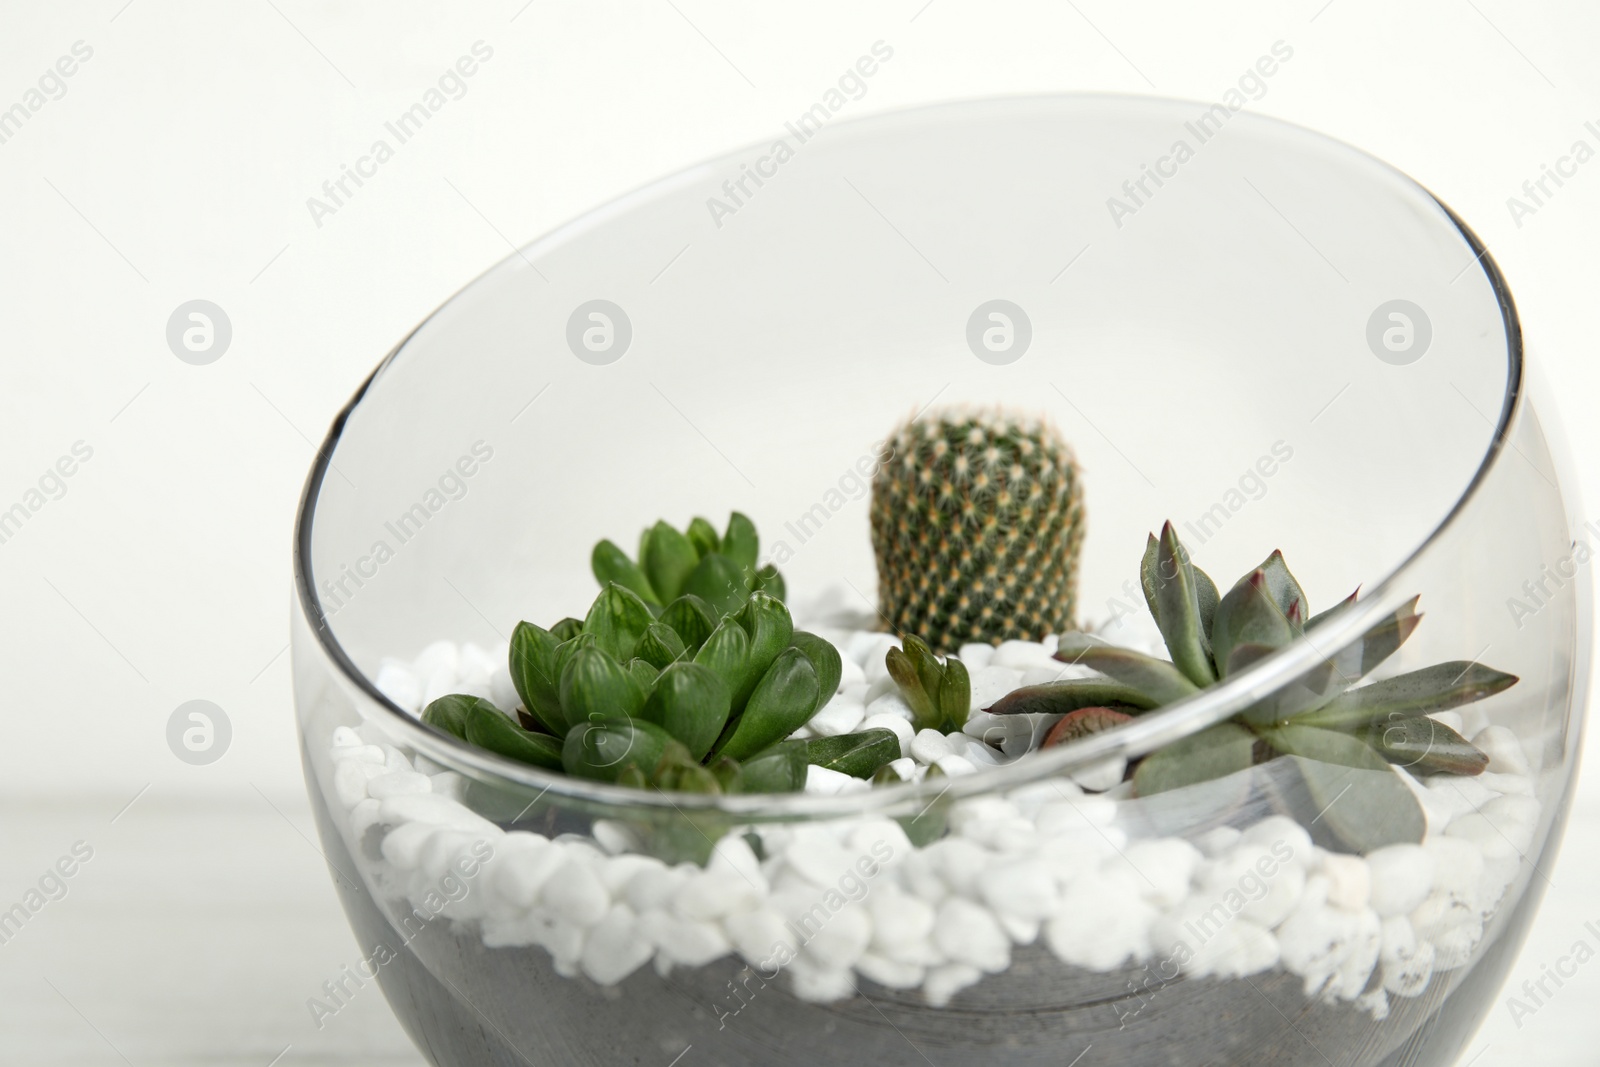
[800,903,873,971]
[724,908,795,968]
[1445,814,1521,862]
[838,655,866,689]
[1196,826,1242,857]
[957,643,995,670]
[623,864,687,913]
[935,754,977,777]
[1474,725,1532,776]
[1320,853,1371,912]
[1424,837,1485,895]
[967,666,1025,712]
[381,822,443,871]
[860,714,915,757]
[864,691,916,723]
[541,860,610,926]
[809,697,866,737]
[992,640,1056,671]
[786,830,856,887]
[1122,839,1201,908]
[934,897,1010,972]
[1070,756,1126,793]
[1380,915,1434,997]
[1045,869,1156,971]
[1241,816,1314,862]
[580,904,653,985]
[334,760,373,808]
[1365,845,1435,918]
[331,726,364,748]
[1189,919,1280,979]
[412,640,460,680]
[856,952,925,990]
[376,661,423,712]
[978,860,1059,920]
[367,770,432,801]
[911,729,954,764]
[923,963,982,1007]
[884,757,916,781]
[786,958,855,1001]
[378,793,500,837]
[804,765,868,796]
[868,885,936,948]
[638,909,731,967]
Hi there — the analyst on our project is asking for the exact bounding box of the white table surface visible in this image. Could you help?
[2,1,1598,1063]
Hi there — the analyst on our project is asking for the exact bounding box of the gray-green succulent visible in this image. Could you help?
[986,521,1516,851]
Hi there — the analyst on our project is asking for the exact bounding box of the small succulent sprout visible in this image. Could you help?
[682,553,749,618]
[886,635,971,733]
[787,631,843,715]
[660,594,718,653]
[592,511,785,622]
[641,520,702,604]
[637,662,733,762]
[1067,522,1516,852]
[562,718,675,782]
[559,645,648,726]
[729,593,794,707]
[550,617,584,642]
[713,647,821,761]
[1040,706,1135,749]
[693,617,751,696]
[509,621,566,735]
[463,699,564,770]
[685,516,720,559]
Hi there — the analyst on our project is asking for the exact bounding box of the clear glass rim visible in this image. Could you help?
[292,93,1524,818]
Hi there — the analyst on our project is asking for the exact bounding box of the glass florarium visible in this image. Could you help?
[291,96,1588,1066]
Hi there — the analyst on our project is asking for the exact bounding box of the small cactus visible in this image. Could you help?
[870,408,1085,651]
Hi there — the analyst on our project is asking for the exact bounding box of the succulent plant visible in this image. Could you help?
[422,514,894,795]
[885,634,971,733]
[591,511,785,619]
[987,521,1517,851]
[870,408,1085,651]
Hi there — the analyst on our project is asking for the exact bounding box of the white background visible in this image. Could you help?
[0,1,1596,1063]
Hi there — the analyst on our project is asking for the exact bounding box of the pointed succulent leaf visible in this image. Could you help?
[550,617,585,642]
[714,647,820,761]
[902,635,946,705]
[1139,533,1161,624]
[788,631,843,715]
[642,521,700,604]
[1260,722,1395,771]
[634,622,689,671]
[886,646,937,727]
[798,729,900,778]
[1279,751,1427,852]
[1054,633,1201,706]
[1132,722,1257,796]
[709,755,744,793]
[1153,521,1218,686]
[584,582,657,662]
[685,517,720,560]
[722,512,759,576]
[420,694,476,740]
[693,618,751,698]
[616,763,649,789]
[509,621,566,734]
[562,718,674,782]
[559,645,647,725]
[650,738,697,791]
[683,553,748,618]
[591,539,660,607]
[660,594,717,653]
[985,678,1159,715]
[637,661,733,761]
[937,656,971,731]
[1255,550,1308,631]
[1225,641,1281,680]
[1302,597,1423,698]
[464,701,564,770]
[1042,706,1136,748]
[1361,714,1490,776]
[1211,571,1294,677]
[730,592,794,708]
[1296,661,1520,730]
[1193,564,1221,643]
[1306,590,1358,631]
[672,762,723,794]
[739,744,806,793]
[753,564,786,602]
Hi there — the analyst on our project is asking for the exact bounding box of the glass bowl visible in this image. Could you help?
[291,95,1588,1066]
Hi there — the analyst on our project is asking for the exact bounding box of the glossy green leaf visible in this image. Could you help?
[754,564,786,602]
[420,694,475,740]
[464,701,564,770]
[634,622,689,670]
[591,539,659,607]
[693,618,751,700]
[984,678,1159,715]
[637,661,733,761]
[709,755,744,793]
[642,521,700,603]
[938,656,971,731]
[509,621,565,734]
[886,645,936,726]
[660,594,717,653]
[550,617,584,642]
[562,719,674,783]
[722,511,759,575]
[789,631,843,714]
[686,517,721,560]
[1297,661,1518,730]
[584,582,657,662]
[626,657,659,694]
[1153,521,1217,686]
[730,593,794,708]
[714,647,820,760]
[1132,722,1256,797]
[798,729,900,778]
[1054,633,1201,705]
[739,744,806,793]
[559,645,647,725]
[683,552,748,618]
